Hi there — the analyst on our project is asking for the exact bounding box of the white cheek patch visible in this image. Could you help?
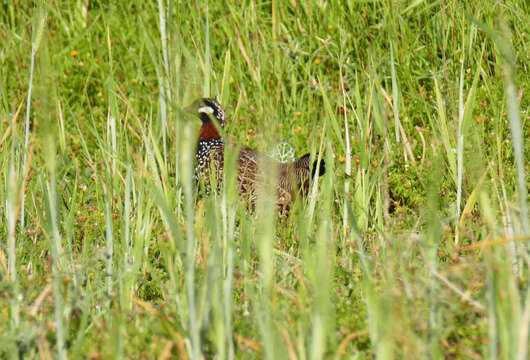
[198,106,214,114]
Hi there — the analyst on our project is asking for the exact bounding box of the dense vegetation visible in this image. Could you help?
[0,0,528,358]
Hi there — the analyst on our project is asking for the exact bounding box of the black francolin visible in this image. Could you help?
[188,98,325,207]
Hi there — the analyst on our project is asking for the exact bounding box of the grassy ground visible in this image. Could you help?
[1,0,529,359]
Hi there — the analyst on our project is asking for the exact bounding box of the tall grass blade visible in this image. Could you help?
[390,41,400,143]
[21,4,47,230]
[6,117,20,327]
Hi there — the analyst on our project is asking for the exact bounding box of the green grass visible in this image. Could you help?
[1,0,529,359]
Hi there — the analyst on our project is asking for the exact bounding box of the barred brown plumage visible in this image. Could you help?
[187,98,325,207]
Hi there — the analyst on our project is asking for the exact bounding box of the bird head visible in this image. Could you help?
[186,98,226,128]
[185,98,226,141]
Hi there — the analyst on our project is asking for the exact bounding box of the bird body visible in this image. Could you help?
[190,98,324,207]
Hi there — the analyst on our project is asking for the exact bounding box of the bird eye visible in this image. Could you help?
[198,106,214,114]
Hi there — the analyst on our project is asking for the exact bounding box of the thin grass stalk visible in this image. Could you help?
[486,256,498,360]
[106,27,118,181]
[182,122,201,359]
[158,0,169,85]
[204,6,210,97]
[220,50,231,105]
[7,119,19,327]
[103,52,120,354]
[35,20,67,358]
[122,166,133,310]
[481,177,505,360]
[172,5,183,193]
[517,286,530,360]
[44,177,67,360]
[339,64,352,244]
[109,111,117,177]
[221,141,238,360]
[389,41,400,143]
[105,188,114,298]
[158,0,169,168]
[57,100,65,151]
[498,26,529,236]
[200,199,222,358]
[104,104,117,297]
[62,162,78,290]
[223,241,235,360]
[455,60,464,245]
[498,167,518,273]
[255,157,278,360]
[74,117,94,164]
[21,6,46,230]
[433,77,456,186]
[425,164,442,355]
[310,162,334,360]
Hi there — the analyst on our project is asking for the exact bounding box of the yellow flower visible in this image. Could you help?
[315,58,321,65]
[295,111,302,117]
[338,155,345,163]
[70,50,79,57]
[328,25,333,30]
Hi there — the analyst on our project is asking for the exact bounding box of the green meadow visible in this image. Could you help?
[1,0,528,358]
